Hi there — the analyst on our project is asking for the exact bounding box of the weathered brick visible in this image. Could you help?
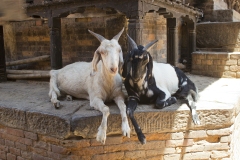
[238,59,240,65]
[147,147,176,157]
[237,72,240,78]
[183,151,211,160]
[20,151,32,159]
[91,136,122,146]
[64,139,90,148]
[33,147,48,157]
[163,154,181,160]
[229,65,240,71]
[17,137,32,146]
[6,128,24,138]
[93,152,124,160]
[184,130,208,138]
[32,153,51,160]
[41,136,60,145]
[47,151,63,159]
[34,141,50,150]
[225,59,238,65]
[35,20,43,26]
[104,143,135,153]
[222,71,236,78]
[73,146,104,156]
[0,138,5,145]
[207,128,231,136]
[24,131,38,140]
[171,132,184,140]
[217,65,229,71]
[125,150,146,159]
[0,144,8,152]
[166,139,193,147]
[2,133,19,142]
[17,156,24,160]
[220,136,231,143]
[218,54,229,60]
[142,140,165,150]
[51,144,70,155]
[0,150,6,160]
[7,153,16,160]
[211,151,230,159]
[9,147,21,156]
[182,145,204,153]
[15,142,27,151]
[204,143,229,151]
[230,54,240,59]
[5,140,15,147]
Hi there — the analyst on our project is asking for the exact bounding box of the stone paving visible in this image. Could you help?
[0,74,239,139]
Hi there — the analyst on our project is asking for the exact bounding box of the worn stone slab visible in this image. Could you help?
[196,22,240,52]
[0,74,240,139]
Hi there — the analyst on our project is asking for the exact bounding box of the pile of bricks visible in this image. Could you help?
[192,52,240,78]
[0,125,234,160]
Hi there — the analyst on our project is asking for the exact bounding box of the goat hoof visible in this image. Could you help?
[122,123,131,138]
[138,135,146,145]
[96,129,106,144]
[192,114,201,125]
[53,102,60,109]
[66,95,72,101]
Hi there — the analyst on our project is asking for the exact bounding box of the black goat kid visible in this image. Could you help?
[123,35,200,144]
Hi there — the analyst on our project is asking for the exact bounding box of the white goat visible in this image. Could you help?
[48,28,130,144]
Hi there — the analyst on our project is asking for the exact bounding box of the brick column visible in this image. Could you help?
[0,26,7,82]
[49,17,62,69]
[167,18,178,66]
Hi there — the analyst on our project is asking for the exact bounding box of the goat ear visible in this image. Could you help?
[122,54,132,78]
[113,28,124,41]
[91,50,101,76]
[88,29,106,42]
[119,50,124,75]
[143,40,158,51]
[146,53,153,79]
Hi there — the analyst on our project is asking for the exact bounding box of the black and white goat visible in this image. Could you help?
[122,35,200,144]
[49,29,130,144]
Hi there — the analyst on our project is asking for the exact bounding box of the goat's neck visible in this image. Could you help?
[100,63,115,87]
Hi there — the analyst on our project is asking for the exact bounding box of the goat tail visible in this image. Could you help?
[49,70,61,98]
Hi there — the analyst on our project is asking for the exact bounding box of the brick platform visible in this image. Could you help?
[192,52,240,78]
[0,74,240,159]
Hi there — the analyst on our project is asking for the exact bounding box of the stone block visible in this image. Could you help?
[230,65,240,72]
[183,151,211,160]
[204,143,229,151]
[171,132,184,140]
[125,150,146,159]
[184,130,208,139]
[230,54,240,59]
[163,154,181,160]
[211,151,230,159]
[207,128,231,136]
[93,152,124,160]
[220,136,231,143]
[197,22,240,51]
[223,71,236,78]
[237,72,240,78]
[226,59,238,65]
[182,145,204,153]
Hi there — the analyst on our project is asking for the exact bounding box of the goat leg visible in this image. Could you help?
[90,98,110,144]
[114,96,131,138]
[127,99,146,145]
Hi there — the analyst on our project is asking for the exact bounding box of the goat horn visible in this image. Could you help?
[127,34,138,50]
[143,40,158,51]
[112,28,124,41]
[88,30,106,42]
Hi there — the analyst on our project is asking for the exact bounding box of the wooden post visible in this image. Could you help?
[127,19,144,50]
[188,22,196,70]
[0,26,7,82]
[167,18,178,66]
[49,17,62,69]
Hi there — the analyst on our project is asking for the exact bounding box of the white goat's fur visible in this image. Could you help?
[48,29,130,144]
[153,62,179,101]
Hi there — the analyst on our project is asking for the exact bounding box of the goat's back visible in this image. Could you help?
[152,62,179,95]
[54,62,91,99]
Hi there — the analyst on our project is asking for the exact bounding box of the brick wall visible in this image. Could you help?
[142,13,167,63]
[192,52,240,78]
[0,124,235,160]
[3,14,167,70]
